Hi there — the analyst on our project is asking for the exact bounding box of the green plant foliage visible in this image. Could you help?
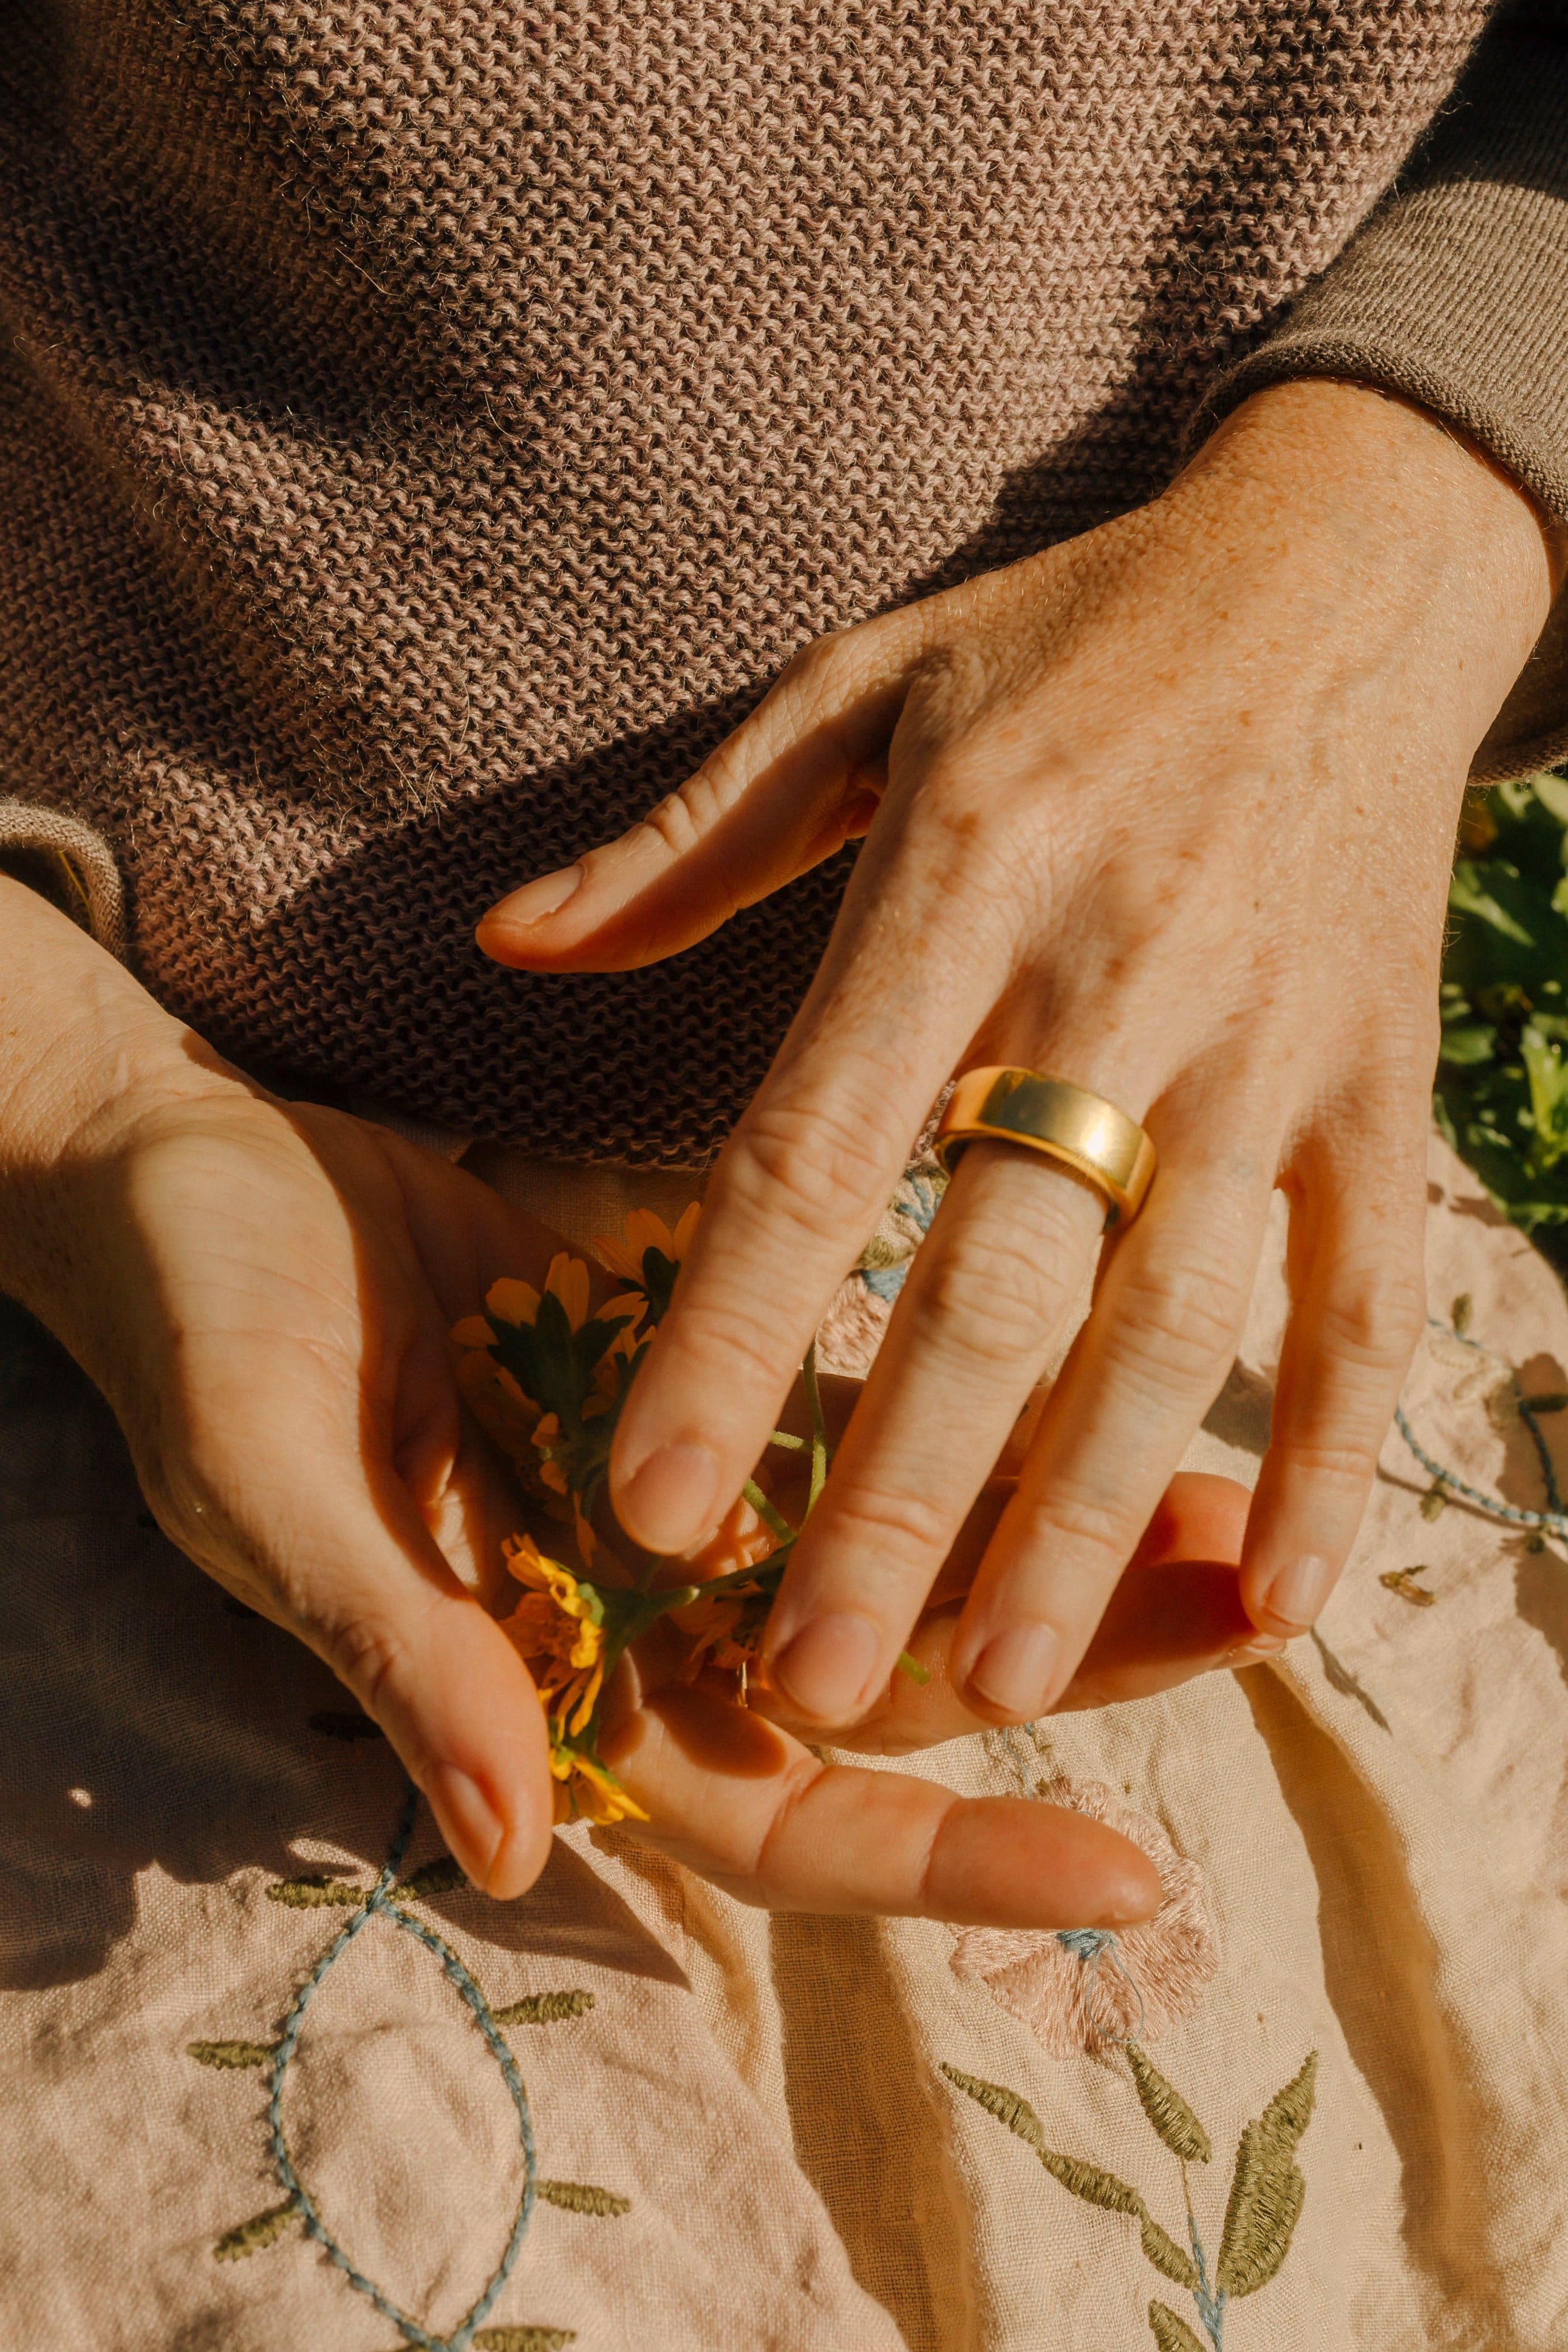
[1125,2042,1212,2164]
[1148,2304,1207,2352]
[1215,2051,1317,2297]
[1437,773,1568,1264]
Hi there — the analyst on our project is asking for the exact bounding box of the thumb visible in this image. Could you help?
[156,1442,556,1900]
[477,639,913,974]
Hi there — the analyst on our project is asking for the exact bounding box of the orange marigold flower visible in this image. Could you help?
[499,1535,606,1736]
[546,1744,649,1826]
[593,1202,701,1289]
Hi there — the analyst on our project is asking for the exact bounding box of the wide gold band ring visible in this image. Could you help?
[934,1066,1157,1225]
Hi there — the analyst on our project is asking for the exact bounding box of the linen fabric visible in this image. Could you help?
[2,3,1567,1160]
[4,1127,1568,2349]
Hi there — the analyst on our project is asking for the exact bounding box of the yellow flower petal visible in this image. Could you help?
[544,1252,591,1331]
[450,1314,496,1349]
[486,1277,541,1328]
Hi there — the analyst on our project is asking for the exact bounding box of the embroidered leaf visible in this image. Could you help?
[188,2039,274,2070]
[472,2331,577,2351]
[213,2199,301,2260]
[1148,2303,1207,2352]
[1125,2043,1212,2163]
[265,1875,366,1908]
[1216,2051,1318,2297]
[308,1709,384,1740]
[394,1856,468,1903]
[939,2065,1046,2153]
[1035,2147,1146,2215]
[941,2064,1146,2218]
[536,2180,632,2217]
[1139,2216,1199,2289]
[494,1990,596,2025]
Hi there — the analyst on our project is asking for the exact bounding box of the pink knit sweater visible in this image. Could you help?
[2,3,1566,1159]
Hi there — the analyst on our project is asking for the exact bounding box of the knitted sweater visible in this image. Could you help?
[2,2,1566,1162]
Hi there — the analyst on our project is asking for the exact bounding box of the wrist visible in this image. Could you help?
[1165,377,1558,757]
[0,879,240,1295]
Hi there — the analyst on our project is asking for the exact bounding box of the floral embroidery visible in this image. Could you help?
[943,2043,1317,2351]
[186,1785,627,2351]
[950,1775,1218,2056]
[1396,1303,1568,1544]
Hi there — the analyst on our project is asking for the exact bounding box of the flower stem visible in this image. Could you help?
[742,1478,797,1545]
[803,1340,829,1512]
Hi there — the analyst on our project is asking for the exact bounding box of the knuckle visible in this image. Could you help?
[820,1477,957,1570]
[1315,1263,1425,1373]
[736,1094,900,1232]
[1018,1478,1132,1568]
[315,1607,414,1725]
[906,1224,1061,1375]
[1277,1433,1383,1492]
[1106,1256,1248,1393]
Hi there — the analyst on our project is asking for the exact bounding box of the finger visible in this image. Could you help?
[143,1363,555,1901]
[1239,1131,1427,1637]
[476,632,913,973]
[601,1681,1161,1926]
[758,1139,1104,1722]
[946,1148,1272,1723]
[791,1472,1261,1753]
[604,762,1022,1557]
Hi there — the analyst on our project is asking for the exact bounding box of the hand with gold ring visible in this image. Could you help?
[480,378,1563,1737]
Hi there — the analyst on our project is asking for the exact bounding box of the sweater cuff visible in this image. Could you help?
[1193,21,1568,784]
[0,800,128,960]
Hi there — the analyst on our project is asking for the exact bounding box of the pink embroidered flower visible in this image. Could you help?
[950,1776,1218,2056]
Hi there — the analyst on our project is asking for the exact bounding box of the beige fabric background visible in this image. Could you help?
[2,1130,1567,2350]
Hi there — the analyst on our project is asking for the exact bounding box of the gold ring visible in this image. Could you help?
[934,1066,1156,1225]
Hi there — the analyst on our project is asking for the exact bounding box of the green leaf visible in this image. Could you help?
[1035,2146,1147,2216]
[1450,862,1536,946]
[1437,1025,1496,1066]
[213,2200,301,2261]
[1532,772,1568,827]
[1139,2217,1199,2288]
[1521,1026,1568,1168]
[188,2039,274,2069]
[394,1856,467,1903]
[939,2064,1047,2154]
[536,2180,632,2217]
[473,2332,576,2352]
[1148,2304,1207,2352]
[493,1989,596,2025]
[1216,2051,1317,2297]
[1126,2042,1212,2163]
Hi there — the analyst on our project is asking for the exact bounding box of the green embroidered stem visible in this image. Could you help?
[894,1651,930,1685]
[766,1428,807,1451]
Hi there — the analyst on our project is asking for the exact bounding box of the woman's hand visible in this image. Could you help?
[595,1470,1257,1923]
[0,882,1253,1926]
[479,378,1561,1733]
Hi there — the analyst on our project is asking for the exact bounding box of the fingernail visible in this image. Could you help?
[616,1442,721,1553]
[1226,1631,1289,1665]
[426,1764,503,1890]
[769,1612,884,1722]
[489,864,583,930]
[966,1623,1061,1719]
[1258,1554,1334,1632]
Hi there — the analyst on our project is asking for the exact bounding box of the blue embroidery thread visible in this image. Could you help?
[188,1783,624,2351]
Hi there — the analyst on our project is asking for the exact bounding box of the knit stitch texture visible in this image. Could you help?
[0,2,1559,1157]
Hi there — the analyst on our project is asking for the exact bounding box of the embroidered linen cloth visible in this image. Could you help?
[2,1128,1566,2350]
